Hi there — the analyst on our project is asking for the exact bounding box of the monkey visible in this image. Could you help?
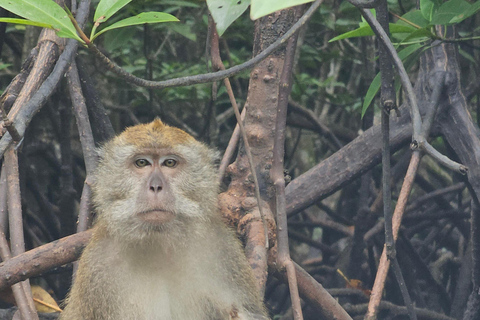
[60,119,268,320]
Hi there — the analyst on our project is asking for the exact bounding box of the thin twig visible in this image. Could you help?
[472,201,480,288]
[346,301,456,320]
[348,0,383,8]
[0,230,35,320]
[6,147,27,255]
[217,107,246,184]
[226,89,270,248]
[377,4,415,318]
[5,148,39,320]
[0,163,7,231]
[272,6,305,320]
[67,61,97,176]
[463,201,480,320]
[420,141,467,174]
[419,72,445,137]
[414,72,467,174]
[288,99,343,150]
[391,258,417,320]
[32,297,62,312]
[381,109,394,258]
[76,180,93,234]
[358,9,422,141]
[67,62,97,233]
[377,0,396,260]
[0,107,20,142]
[406,182,465,212]
[377,2,415,316]
[365,151,421,319]
[275,262,353,320]
[208,20,269,249]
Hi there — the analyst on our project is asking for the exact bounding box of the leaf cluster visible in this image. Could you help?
[0,0,178,44]
[328,0,480,117]
[207,0,316,36]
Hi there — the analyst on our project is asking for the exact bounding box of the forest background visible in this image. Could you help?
[0,0,478,319]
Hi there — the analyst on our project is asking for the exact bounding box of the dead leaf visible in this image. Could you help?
[31,285,61,313]
[337,269,371,296]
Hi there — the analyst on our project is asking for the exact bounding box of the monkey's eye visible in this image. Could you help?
[163,159,177,168]
[134,159,150,168]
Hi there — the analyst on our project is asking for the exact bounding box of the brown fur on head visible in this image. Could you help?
[92,119,219,243]
[117,119,194,149]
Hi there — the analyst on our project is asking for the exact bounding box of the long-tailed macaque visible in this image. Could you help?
[61,119,268,320]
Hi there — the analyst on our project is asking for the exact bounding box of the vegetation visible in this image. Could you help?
[0,0,479,319]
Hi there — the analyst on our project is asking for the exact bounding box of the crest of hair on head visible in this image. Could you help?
[117,118,195,149]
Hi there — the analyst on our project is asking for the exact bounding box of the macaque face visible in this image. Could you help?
[130,150,183,225]
[92,120,218,241]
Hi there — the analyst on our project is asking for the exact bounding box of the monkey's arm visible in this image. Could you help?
[61,234,125,320]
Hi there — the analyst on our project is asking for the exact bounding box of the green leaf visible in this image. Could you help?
[156,1,201,8]
[0,63,11,71]
[207,0,250,36]
[330,25,373,42]
[250,0,314,20]
[94,0,133,22]
[390,24,417,34]
[359,8,375,28]
[459,47,477,65]
[397,43,423,60]
[449,1,480,24]
[329,23,416,42]
[0,18,53,29]
[397,10,429,28]
[430,0,471,25]
[0,0,82,41]
[361,72,380,118]
[361,44,423,118]
[398,27,434,43]
[420,0,433,21]
[420,0,438,21]
[103,27,136,51]
[168,23,197,41]
[91,12,179,41]
[394,76,402,98]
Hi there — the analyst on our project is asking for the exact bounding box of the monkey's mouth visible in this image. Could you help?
[137,209,175,225]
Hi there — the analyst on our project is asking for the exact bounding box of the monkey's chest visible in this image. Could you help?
[118,263,231,320]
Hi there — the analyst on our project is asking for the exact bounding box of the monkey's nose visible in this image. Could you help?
[150,184,163,193]
[148,174,164,193]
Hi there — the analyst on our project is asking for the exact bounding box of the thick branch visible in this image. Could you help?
[0,231,92,291]
[285,104,412,216]
[274,262,353,320]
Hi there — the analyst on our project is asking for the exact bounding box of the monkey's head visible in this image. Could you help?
[92,119,219,242]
